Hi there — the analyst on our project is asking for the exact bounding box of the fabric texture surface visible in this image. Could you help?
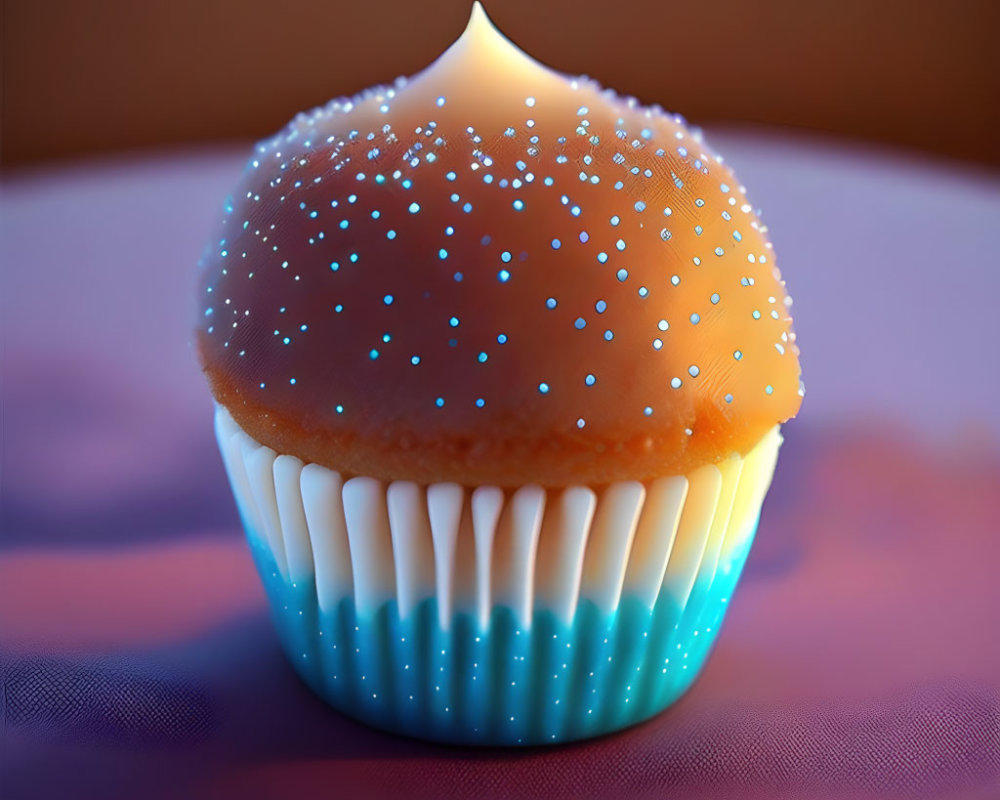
[2,132,998,799]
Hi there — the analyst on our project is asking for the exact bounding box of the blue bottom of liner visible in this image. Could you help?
[245,525,756,746]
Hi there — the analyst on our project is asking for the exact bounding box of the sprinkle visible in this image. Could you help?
[383,294,394,305]
[585,373,596,386]
[538,382,550,394]
[670,377,682,389]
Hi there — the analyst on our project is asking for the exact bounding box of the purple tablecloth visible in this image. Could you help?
[2,131,998,799]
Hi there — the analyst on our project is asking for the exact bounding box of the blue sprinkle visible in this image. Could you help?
[570,205,581,217]
[445,171,456,181]
[290,378,297,385]
[497,333,508,344]
[339,220,349,229]
[546,297,557,309]
[335,304,344,313]
[579,231,590,243]
[478,352,488,363]
[439,248,448,259]
[335,404,344,413]
[283,337,291,344]
[538,382,550,394]
[411,355,421,365]
[634,201,646,212]
[386,230,396,240]
[408,202,420,213]
[690,313,701,324]
[597,252,608,263]
[574,317,586,329]
[512,199,524,211]
[616,239,626,251]
[604,329,614,341]
[383,294,394,305]
[585,373,596,386]
[369,349,379,360]
[595,300,607,313]
[475,398,485,408]
[616,268,628,281]
[463,202,473,213]
[551,238,561,249]
[435,397,445,408]
[501,251,512,263]
[449,316,460,327]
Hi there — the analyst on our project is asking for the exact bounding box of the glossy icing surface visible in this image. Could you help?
[197,4,802,486]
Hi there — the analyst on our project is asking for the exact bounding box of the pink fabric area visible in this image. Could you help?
[2,137,999,799]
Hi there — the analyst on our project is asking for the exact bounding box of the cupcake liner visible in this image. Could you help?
[214,405,781,744]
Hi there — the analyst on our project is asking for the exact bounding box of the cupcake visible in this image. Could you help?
[197,3,802,745]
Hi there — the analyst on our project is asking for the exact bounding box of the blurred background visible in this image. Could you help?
[3,3,999,799]
[3,0,999,169]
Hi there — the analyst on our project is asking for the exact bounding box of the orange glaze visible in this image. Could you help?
[197,4,802,488]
